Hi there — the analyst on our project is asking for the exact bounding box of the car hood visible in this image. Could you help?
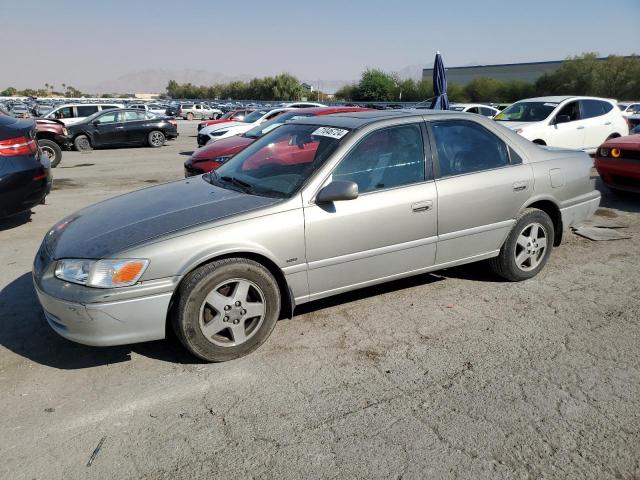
[603,134,640,148]
[192,136,254,162]
[45,178,281,259]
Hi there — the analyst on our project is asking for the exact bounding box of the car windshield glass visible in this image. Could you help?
[207,123,350,198]
[242,110,268,123]
[495,102,556,122]
[243,112,312,139]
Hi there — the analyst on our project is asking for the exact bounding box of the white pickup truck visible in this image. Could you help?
[180,103,222,120]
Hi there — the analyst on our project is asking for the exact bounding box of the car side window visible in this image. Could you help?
[95,111,119,124]
[55,107,73,119]
[466,107,480,114]
[580,99,606,119]
[77,105,99,117]
[123,111,145,121]
[480,107,496,116]
[430,120,510,177]
[332,124,426,194]
[555,101,580,122]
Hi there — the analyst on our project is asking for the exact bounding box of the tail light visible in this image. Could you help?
[0,136,38,157]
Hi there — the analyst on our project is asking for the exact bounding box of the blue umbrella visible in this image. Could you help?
[430,51,449,110]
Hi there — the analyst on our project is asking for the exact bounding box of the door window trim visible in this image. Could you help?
[312,121,434,202]
[426,119,521,180]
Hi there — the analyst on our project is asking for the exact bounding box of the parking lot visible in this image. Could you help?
[1,121,639,479]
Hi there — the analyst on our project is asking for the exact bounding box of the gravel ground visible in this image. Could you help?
[1,121,639,480]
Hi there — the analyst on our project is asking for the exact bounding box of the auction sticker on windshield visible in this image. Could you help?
[312,127,349,139]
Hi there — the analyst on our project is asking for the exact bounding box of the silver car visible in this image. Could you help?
[33,111,600,362]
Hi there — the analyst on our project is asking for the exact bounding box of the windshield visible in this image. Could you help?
[495,101,557,122]
[208,123,350,198]
[243,112,312,139]
[242,110,269,123]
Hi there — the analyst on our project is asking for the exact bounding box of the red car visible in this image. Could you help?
[594,134,640,193]
[184,106,371,177]
[197,109,254,132]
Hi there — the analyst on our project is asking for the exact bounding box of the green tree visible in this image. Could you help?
[1,87,18,96]
[354,69,396,101]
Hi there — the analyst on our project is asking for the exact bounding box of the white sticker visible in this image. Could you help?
[543,102,559,107]
[312,127,349,139]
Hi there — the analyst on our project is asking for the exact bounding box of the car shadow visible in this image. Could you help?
[0,272,204,370]
[179,151,194,156]
[596,177,640,214]
[0,210,33,231]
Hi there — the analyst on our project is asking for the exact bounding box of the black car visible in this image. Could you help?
[65,109,179,151]
[0,115,52,218]
[165,104,182,117]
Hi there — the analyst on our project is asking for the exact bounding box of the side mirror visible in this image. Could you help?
[92,121,100,126]
[316,181,359,203]
[555,114,571,125]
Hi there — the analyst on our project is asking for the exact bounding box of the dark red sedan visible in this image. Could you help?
[184,106,371,177]
[595,134,640,193]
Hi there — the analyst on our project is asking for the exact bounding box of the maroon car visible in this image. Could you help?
[595,134,640,193]
[197,109,255,132]
[35,118,68,167]
[184,106,371,177]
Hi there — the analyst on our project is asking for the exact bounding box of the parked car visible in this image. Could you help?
[10,103,31,118]
[1,115,51,218]
[65,109,178,152]
[197,109,254,131]
[34,110,600,362]
[165,104,182,117]
[44,103,124,126]
[180,103,223,120]
[197,108,290,146]
[594,134,640,193]
[618,102,640,117]
[129,103,167,115]
[185,107,372,176]
[284,102,326,108]
[494,96,629,153]
[35,118,68,167]
[449,103,500,117]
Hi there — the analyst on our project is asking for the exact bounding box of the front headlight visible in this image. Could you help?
[214,156,232,164]
[599,147,610,157]
[210,130,226,137]
[55,259,149,288]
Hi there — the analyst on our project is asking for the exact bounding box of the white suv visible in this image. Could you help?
[494,96,629,153]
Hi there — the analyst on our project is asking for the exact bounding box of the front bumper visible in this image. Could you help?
[595,157,640,193]
[33,245,176,346]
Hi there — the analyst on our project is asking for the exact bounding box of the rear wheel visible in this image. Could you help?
[148,130,165,148]
[38,139,62,167]
[172,258,281,362]
[489,208,554,281]
[74,135,92,152]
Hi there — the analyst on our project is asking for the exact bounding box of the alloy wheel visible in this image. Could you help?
[514,222,548,271]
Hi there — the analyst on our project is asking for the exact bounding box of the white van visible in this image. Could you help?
[44,103,124,125]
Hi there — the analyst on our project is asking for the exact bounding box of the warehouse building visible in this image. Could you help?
[422,58,610,85]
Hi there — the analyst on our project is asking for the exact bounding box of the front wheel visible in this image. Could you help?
[172,258,281,362]
[38,139,62,167]
[74,135,92,152]
[489,208,554,281]
[148,130,165,148]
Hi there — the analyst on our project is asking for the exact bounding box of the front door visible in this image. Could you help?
[429,119,533,264]
[549,100,585,149]
[91,110,124,146]
[304,123,438,300]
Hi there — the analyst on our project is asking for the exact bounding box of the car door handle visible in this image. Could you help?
[115,126,125,129]
[411,200,433,212]
[576,126,585,130]
[513,181,529,192]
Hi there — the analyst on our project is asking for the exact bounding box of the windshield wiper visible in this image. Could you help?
[220,175,253,193]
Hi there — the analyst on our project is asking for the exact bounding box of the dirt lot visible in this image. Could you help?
[1,122,639,480]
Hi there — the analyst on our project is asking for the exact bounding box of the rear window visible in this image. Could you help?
[181,104,194,109]
[101,105,120,111]
[77,105,99,117]
[580,100,607,119]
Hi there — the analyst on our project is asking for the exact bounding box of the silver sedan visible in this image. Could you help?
[33,110,600,362]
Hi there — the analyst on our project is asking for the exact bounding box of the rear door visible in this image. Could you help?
[429,119,533,264]
[579,99,611,150]
[121,110,149,143]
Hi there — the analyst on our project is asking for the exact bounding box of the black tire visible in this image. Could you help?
[38,139,62,167]
[489,208,554,282]
[74,135,92,152]
[172,258,281,362]
[147,130,165,148]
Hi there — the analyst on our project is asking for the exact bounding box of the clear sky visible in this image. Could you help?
[1,0,638,88]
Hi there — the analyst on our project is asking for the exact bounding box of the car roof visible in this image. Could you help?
[290,109,462,129]
[515,96,617,104]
